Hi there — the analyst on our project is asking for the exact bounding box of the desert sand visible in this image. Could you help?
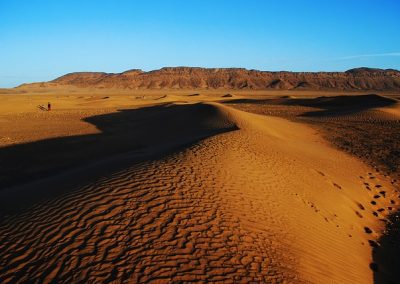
[0,87,399,283]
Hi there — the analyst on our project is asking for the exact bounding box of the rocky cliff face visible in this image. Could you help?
[49,67,400,91]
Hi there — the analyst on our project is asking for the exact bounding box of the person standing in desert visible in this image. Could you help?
[47,102,51,111]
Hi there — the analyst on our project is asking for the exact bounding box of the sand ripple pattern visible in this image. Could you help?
[2,102,387,283]
[0,131,298,283]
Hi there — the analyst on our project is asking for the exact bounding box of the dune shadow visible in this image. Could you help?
[224,94,398,117]
[372,210,400,284]
[0,102,237,213]
[285,94,397,117]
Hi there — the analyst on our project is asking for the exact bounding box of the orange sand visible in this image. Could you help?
[0,90,399,283]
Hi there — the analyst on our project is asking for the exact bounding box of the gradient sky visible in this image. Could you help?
[1,0,399,87]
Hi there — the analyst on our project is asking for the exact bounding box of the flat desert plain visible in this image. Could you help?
[0,87,399,283]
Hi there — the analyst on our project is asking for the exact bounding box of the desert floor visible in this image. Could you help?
[0,87,399,283]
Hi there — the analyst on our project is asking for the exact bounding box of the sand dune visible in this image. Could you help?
[0,100,398,283]
[287,94,400,122]
[226,94,400,121]
[226,94,400,177]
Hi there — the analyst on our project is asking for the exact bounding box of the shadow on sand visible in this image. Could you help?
[0,102,237,213]
[224,94,398,117]
[286,94,397,117]
[372,211,400,284]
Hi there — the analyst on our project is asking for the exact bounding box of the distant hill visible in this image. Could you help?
[21,67,400,91]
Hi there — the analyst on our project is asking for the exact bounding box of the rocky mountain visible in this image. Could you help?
[39,67,400,91]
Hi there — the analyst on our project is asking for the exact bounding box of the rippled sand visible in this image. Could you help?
[0,90,399,283]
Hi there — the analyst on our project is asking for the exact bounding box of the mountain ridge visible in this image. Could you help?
[21,67,400,91]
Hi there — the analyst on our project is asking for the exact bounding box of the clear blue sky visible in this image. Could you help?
[1,0,399,87]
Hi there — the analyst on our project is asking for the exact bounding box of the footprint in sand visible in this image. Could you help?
[364,227,373,234]
[356,203,365,210]
[332,182,342,190]
[313,170,344,191]
[363,182,371,191]
[355,211,363,218]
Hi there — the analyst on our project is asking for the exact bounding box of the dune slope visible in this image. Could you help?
[0,103,397,283]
